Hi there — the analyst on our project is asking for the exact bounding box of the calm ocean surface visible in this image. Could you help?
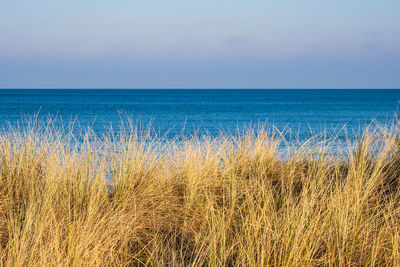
[0,89,399,140]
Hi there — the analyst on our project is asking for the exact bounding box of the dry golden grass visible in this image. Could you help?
[1,119,400,266]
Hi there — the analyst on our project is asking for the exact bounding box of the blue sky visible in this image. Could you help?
[0,0,399,88]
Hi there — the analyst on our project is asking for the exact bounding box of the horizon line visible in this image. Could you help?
[1,88,400,90]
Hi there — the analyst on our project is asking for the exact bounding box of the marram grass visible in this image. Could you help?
[1,120,400,266]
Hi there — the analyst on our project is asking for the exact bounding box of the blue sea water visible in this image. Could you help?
[0,89,399,140]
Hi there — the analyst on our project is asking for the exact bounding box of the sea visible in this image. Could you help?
[0,89,399,142]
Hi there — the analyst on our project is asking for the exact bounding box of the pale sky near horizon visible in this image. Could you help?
[0,0,399,89]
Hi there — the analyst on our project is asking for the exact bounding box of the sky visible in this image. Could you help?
[0,0,399,89]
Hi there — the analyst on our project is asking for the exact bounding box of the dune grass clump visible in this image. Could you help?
[1,120,400,266]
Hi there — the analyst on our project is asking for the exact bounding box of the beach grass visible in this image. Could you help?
[1,119,400,266]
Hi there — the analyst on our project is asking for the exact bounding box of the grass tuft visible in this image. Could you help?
[0,120,400,266]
